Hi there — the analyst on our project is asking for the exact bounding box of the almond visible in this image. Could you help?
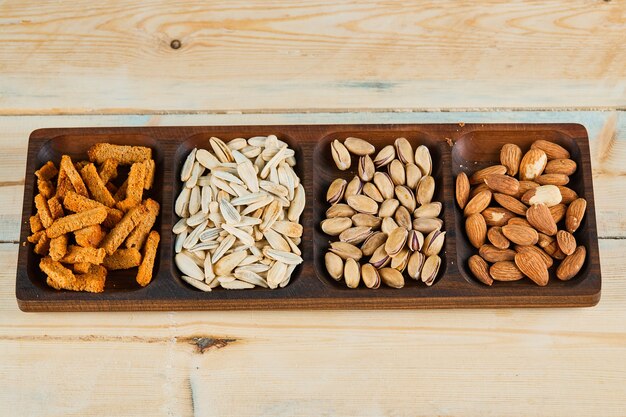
[531,140,570,160]
[519,149,547,181]
[469,165,507,185]
[487,226,510,249]
[484,174,520,196]
[470,183,490,199]
[545,159,577,176]
[566,198,586,233]
[464,190,492,217]
[502,224,538,246]
[556,230,576,255]
[493,193,528,216]
[468,255,492,286]
[508,217,533,228]
[549,204,567,223]
[557,186,578,204]
[456,172,470,209]
[490,261,524,281]
[517,181,540,198]
[556,246,586,281]
[482,207,516,227]
[536,232,555,249]
[526,203,558,236]
[514,244,553,268]
[500,143,522,176]
[465,213,487,249]
[479,244,516,262]
[535,174,569,186]
[521,184,562,207]
[514,251,549,286]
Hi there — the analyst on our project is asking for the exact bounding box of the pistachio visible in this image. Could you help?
[394,206,412,230]
[329,241,363,261]
[373,172,395,200]
[414,145,432,176]
[369,244,391,269]
[331,140,351,170]
[407,229,424,252]
[326,203,356,218]
[416,176,435,204]
[379,268,404,288]
[327,178,347,204]
[361,263,381,289]
[347,195,379,215]
[407,251,425,280]
[394,137,414,165]
[405,163,422,189]
[385,226,408,256]
[344,137,375,156]
[320,217,352,236]
[421,255,441,286]
[362,182,384,203]
[361,231,388,256]
[379,199,400,218]
[423,230,446,256]
[352,213,382,228]
[395,185,417,212]
[358,155,375,182]
[391,247,410,272]
[413,202,442,219]
[381,216,399,235]
[325,252,344,280]
[344,258,361,288]
[339,226,373,245]
[344,176,363,200]
[373,145,396,168]
[388,159,406,185]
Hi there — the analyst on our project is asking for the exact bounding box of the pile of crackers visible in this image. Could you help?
[27,143,160,292]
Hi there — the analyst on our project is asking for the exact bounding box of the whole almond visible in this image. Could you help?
[536,232,555,249]
[514,251,549,286]
[545,159,577,176]
[531,140,570,160]
[493,193,528,216]
[379,267,404,288]
[484,174,520,196]
[514,244,553,268]
[361,263,381,288]
[479,244,516,262]
[519,149,547,181]
[490,261,524,281]
[535,174,569,186]
[482,207,516,227]
[557,186,578,204]
[566,198,586,233]
[344,258,361,288]
[488,226,510,249]
[470,183,491,199]
[508,217,533,228]
[468,255,493,286]
[521,184,562,207]
[527,203,557,236]
[456,172,470,209]
[470,165,507,185]
[549,204,567,223]
[331,140,351,171]
[556,246,586,281]
[344,137,375,156]
[464,190,492,217]
[556,230,576,255]
[517,181,540,198]
[465,213,487,249]
[502,224,538,246]
[500,143,522,176]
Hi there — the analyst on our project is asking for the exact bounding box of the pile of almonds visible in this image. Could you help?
[173,135,304,291]
[322,137,445,289]
[457,140,587,286]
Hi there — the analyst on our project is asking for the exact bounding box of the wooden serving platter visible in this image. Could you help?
[16,124,601,311]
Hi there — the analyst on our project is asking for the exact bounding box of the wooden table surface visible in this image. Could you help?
[1,1,625,416]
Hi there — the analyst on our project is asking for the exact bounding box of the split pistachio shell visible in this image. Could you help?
[327,178,347,204]
[373,145,396,168]
[358,155,375,182]
[421,255,441,286]
[331,140,351,170]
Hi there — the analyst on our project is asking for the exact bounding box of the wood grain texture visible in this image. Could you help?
[0,0,624,113]
[16,123,601,310]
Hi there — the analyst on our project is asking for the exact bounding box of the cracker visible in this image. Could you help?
[100,204,148,255]
[47,196,64,220]
[40,257,77,290]
[30,215,43,233]
[80,163,115,207]
[49,234,68,261]
[61,245,106,264]
[63,191,123,228]
[125,199,160,249]
[74,224,105,247]
[73,262,92,274]
[143,159,155,190]
[116,162,145,212]
[103,248,142,270]
[37,179,55,199]
[34,193,54,228]
[34,234,50,255]
[46,206,107,239]
[137,230,159,287]
[98,158,118,183]
[35,161,59,181]
[60,155,88,197]
[87,143,151,165]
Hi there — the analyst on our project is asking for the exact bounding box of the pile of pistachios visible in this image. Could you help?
[322,137,445,288]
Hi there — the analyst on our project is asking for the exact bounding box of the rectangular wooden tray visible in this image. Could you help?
[16,124,601,311]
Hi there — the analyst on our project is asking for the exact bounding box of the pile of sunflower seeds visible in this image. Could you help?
[173,135,304,291]
[323,137,444,288]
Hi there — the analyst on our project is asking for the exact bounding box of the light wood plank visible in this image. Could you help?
[0,238,625,417]
[0,0,624,113]
[1,111,624,241]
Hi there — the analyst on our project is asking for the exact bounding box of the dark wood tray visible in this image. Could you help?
[16,124,601,311]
